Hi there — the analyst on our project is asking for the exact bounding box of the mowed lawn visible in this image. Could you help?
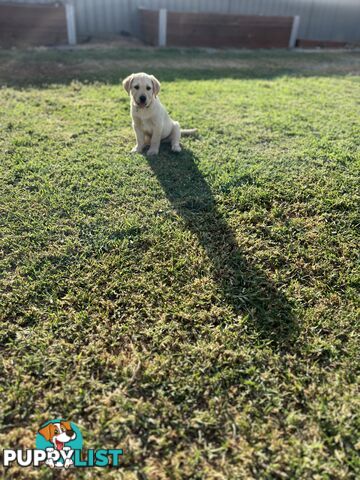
[0,48,359,479]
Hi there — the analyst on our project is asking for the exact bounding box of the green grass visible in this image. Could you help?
[0,47,359,479]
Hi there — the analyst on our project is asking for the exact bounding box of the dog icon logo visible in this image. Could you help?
[36,419,83,469]
[2,419,122,469]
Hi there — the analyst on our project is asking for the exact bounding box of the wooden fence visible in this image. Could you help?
[0,2,67,46]
[139,8,298,49]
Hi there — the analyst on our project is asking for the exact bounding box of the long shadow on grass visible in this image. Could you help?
[147,146,297,348]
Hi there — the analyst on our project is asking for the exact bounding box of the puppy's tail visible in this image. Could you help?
[180,128,198,136]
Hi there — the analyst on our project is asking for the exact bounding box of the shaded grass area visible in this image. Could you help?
[1,47,360,86]
[0,47,359,479]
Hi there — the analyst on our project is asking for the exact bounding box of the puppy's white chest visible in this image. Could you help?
[133,106,156,135]
[139,116,155,135]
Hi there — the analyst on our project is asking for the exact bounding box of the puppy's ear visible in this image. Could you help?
[150,75,161,96]
[122,74,134,94]
[38,423,54,441]
[61,421,72,431]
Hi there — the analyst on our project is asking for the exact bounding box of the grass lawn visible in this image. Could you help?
[0,47,359,479]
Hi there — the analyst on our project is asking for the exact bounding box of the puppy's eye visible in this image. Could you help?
[146,86,151,91]
[134,85,139,90]
[54,429,59,434]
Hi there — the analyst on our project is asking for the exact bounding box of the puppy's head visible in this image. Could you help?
[38,421,76,450]
[122,72,161,108]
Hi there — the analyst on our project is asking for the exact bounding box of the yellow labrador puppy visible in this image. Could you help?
[123,72,196,155]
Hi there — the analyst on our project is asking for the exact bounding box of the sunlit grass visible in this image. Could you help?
[0,47,359,479]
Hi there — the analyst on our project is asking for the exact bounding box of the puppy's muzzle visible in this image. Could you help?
[139,95,146,104]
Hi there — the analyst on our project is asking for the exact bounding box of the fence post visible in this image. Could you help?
[65,1,77,45]
[158,8,167,47]
[289,15,300,48]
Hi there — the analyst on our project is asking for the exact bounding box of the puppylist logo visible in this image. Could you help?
[2,419,123,469]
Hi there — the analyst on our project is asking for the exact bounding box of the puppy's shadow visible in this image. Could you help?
[147,146,298,348]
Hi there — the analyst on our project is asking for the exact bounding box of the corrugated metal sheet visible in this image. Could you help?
[1,0,359,43]
[74,0,360,43]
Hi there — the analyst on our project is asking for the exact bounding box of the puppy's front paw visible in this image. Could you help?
[147,148,159,156]
[171,144,181,152]
[46,459,55,468]
[131,145,143,153]
[64,458,73,469]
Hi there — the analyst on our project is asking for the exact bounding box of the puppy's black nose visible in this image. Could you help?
[66,429,74,437]
[139,95,146,103]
